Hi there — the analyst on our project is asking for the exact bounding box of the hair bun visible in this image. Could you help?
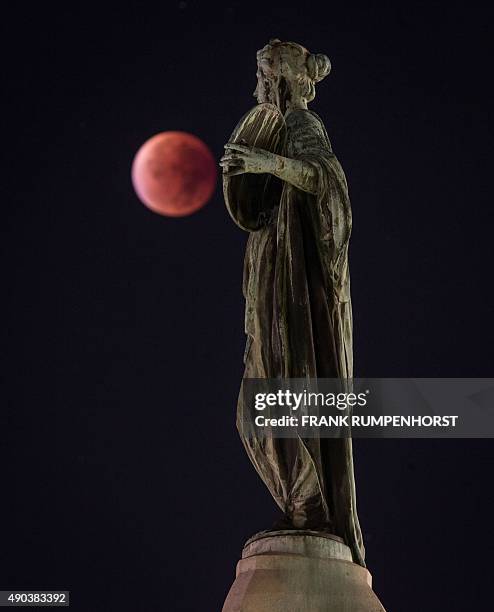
[307,53,331,82]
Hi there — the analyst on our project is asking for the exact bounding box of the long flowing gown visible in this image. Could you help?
[234,107,365,567]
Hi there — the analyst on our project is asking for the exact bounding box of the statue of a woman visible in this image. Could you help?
[220,39,365,567]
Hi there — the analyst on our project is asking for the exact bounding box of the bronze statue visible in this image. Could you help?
[220,39,365,568]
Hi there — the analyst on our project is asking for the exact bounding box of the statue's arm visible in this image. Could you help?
[220,143,317,195]
[270,155,317,195]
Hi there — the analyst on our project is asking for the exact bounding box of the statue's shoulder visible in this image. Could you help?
[285,109,332,150]
[285,108,324,128]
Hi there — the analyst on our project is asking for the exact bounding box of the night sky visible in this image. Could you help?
[3,2,493,610]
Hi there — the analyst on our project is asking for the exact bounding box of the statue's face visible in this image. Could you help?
[253,45,308,108]
[253,50,280,104]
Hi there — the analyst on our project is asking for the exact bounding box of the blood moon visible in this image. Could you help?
[132,131,217,217]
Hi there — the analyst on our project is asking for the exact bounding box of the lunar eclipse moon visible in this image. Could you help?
[132,131,217,217]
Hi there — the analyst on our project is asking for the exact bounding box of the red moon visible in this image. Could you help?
[131,131,217,217]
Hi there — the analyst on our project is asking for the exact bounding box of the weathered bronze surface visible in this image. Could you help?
[221,39,365,567]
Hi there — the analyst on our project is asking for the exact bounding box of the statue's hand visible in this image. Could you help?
[220,143,276,177]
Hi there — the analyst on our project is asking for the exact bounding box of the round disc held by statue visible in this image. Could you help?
[223,103,286,231]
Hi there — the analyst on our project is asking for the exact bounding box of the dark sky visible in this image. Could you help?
[2,2,493,610]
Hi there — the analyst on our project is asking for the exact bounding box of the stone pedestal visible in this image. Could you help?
[222,531,386,612]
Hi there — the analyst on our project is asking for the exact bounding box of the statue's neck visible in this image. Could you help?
[284,99,308,116]
[270,77,307,116]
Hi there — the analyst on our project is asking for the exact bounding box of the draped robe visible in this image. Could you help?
[235,108,365,567]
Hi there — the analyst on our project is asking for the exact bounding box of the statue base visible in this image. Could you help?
[222,530,386,612]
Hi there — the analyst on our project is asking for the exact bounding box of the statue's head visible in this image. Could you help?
[254,39,331,113]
